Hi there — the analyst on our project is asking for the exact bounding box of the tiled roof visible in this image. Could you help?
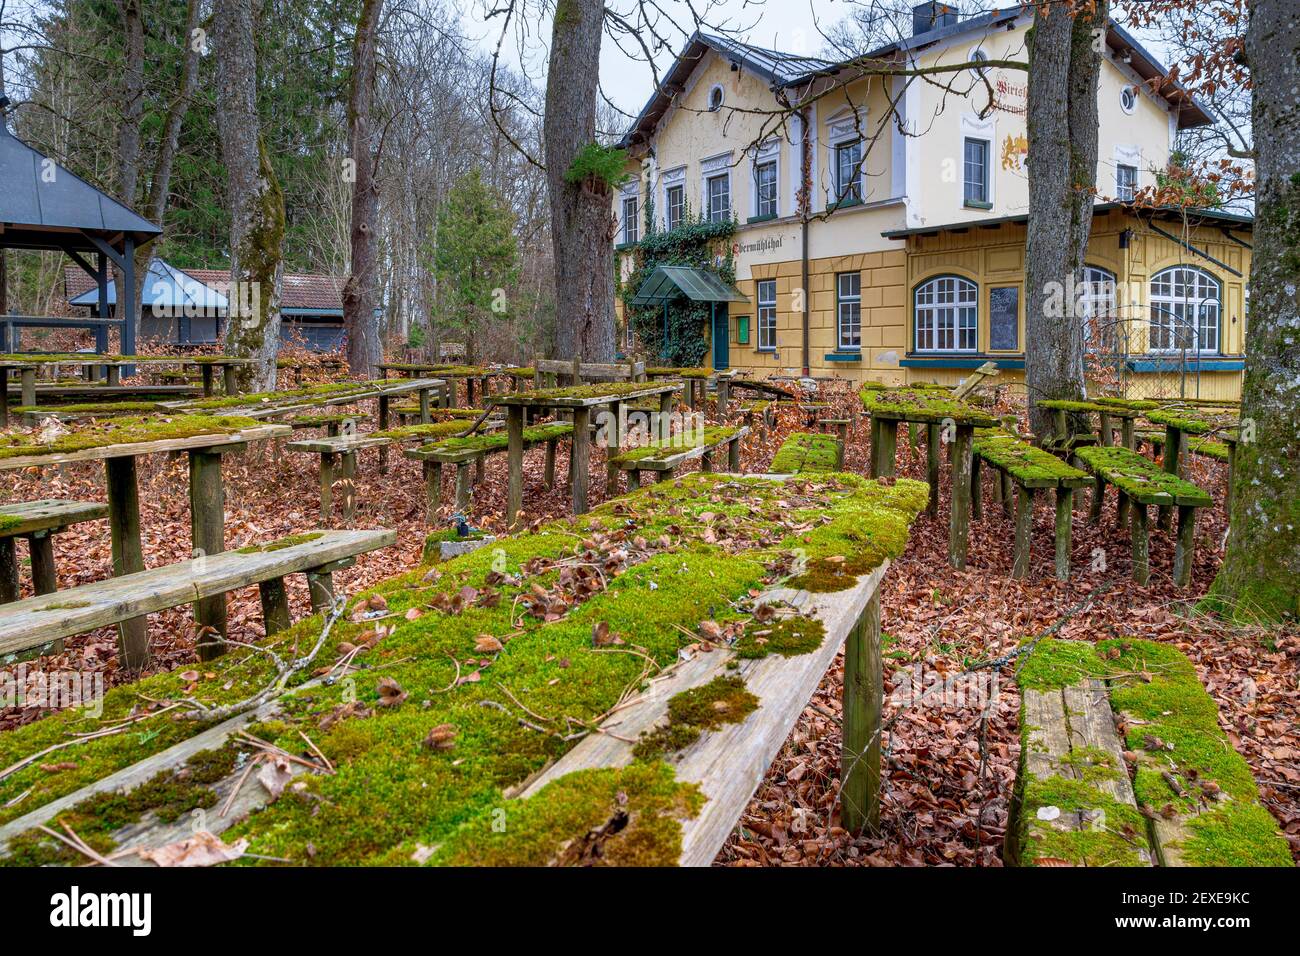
[66,261,344,313]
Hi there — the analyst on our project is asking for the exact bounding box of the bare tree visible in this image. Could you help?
[214,0,285,390]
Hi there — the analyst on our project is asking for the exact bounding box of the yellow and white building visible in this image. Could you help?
[613,3,1252,401]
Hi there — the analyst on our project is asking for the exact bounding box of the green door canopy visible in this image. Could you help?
[629,265,751,306]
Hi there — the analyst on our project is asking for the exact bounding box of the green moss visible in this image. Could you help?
[770,432,840,474]
[236,532,324,554]
[1017,774,1150,866]
[861,388,996,426]
[13,402,165,415]
[0,415,263,459]
[646,367,710,379]
[501,382,668,403]
[973,429,1090,485]
[181,380,397,412]
[419,422,572,458]
[371,420,469,442]
[564,142,631,191]
[287,413,353,428]
[0,514,23,534]
[0,474,925,863]
[632,675,759,760]
[734,615,825,659]
[1016,637,1108,691]
[431,762,702,866]
[1037,399,1114,414]
[1073,445,1213,506]
[1145,407,1233,436]
[610,426,739,465]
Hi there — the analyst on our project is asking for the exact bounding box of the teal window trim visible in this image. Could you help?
[747,213,778,224]
[825,351,862,362]
[963,199,993,211]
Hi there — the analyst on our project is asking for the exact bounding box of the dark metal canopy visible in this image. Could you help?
[630,265,751,306]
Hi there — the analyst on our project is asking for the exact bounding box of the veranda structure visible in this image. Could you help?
[0,122,160,359]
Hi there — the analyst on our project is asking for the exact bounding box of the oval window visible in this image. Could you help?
[708,85,724,112]
[1120,86,1137,114]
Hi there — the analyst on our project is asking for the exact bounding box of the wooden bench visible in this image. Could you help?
[1073,445,1212,586]
[1007,638,1292,867]
[609,425,748,490]
[0,529,395,664]
[1,502,110,645]
[286,421,476,521]
[738,399,775,440]
[404,422,574,517]
[769,432,842,474]
[972,429,1092,580]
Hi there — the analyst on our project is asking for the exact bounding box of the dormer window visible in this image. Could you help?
[708,85,725,112]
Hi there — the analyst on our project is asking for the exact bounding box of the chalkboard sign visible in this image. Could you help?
[989,286,1020,351]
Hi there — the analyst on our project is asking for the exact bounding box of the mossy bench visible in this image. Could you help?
[0,474,925,867]
[609,425,748,490]
[286,420,480,521]
[404,422,575,516]
[1,501,110,641]
[1007,638,1292,867]
[972,429,1092,580]
[769,432,842,474]
[1073,446,1212,586]
[0,530,395,665]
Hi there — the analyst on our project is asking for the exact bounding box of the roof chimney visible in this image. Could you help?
[912,2,958,37]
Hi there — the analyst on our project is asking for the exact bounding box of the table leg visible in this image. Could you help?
[106,456,149,670]
[0,367,9,427]
[419,388,432,424]
[20,368,36,408]
[1158,425,1181,530]
[1012,486,1034,579]
[189,449,229,660]
[320,452,337,522]
[259,578,292,635]
[841,589,881,833]
[422,460,442,524]
[606,400,623,496]
[507,405,525,530]
[0,538,18,603]
[1054,488,1072,581]
[571,406,592,516]
[27,533,57,595]
[106,366,121,387]
[377,395,390,473]
[200,365,215,398]
[949,425,973,570]
[223,364,239,396]
[1173,505,1197,588]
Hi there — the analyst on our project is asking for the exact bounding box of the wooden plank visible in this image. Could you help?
[517,561,890,866]
[494,383,678,409]
[0,423,290,471]
[0,500,108,538]
[106,456,148,671]
[614,427,750,473]
[0,530,396,657]
[285,434,391,455]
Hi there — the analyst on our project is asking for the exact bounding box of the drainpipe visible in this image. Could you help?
[799,108,811,377]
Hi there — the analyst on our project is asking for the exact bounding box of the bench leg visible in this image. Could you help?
[106,366,121,387]
[0,367,8,427]
[306,569,336,616]
[20,368,37,407]
[544,439,557,490]
[655,467,674,482]
[700,449,713,473]
[28,533,57,595]
[190,449,229,660]
[626,469,640,491]
[1116,488,1130,530]
[0,538,18,604]
[728,436,741,472]
[841,588,881,833]
[422,461,442,524]
[970,455,983,521]
[1089,475,1105,524]
[1012,486,1034,579]
[259,577,292,635]
[106,456,149,671]
[456,462,472,511]
[571,407,592,515]
[949,426,973,570]
[320,452,337,523]
[507,405,525,530]
[340,451,358,522]
[1121,418,1135,450]
[1173,505,1197,588]
[1054,488,1072,581]
[420,388,432,424]
[223,364,239,396]
[200,364,215,397]
[377,395,391,474]
[1131,504,1150,585]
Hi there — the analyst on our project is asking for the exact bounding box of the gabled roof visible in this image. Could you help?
[0,125,161,250]
[68,258,229,311]
[66,264,345,315]
[619,12,1212,150]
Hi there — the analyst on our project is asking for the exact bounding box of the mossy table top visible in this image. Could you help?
[1135,428,1232,462]
[861,388,996,426]
[406,422,573,464]
[165,378,444,419]
[972,429,1093,489]
[496,382,680,408]
[646,367,711,379]
[0,354,252,370]
[1037,398,1144,419]
[610,425,747,470]
[1074,445,1213,506]
[0,416,291,469]
[769,432,841,474]
[1145,407,1240,441]
[0,473,926,865]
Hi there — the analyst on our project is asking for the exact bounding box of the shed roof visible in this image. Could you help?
[68,258,229,311]
[0,125,161,251]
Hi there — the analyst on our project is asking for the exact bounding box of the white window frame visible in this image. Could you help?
[1080,266,1118,353]
[1119,86,1137,114]
[959,113,996,210]
[707,84,725,112]
[1149,266,1221,355]
[620,194,639,245]
[751,140,780,220]
[963,137,991,206]
[757,279,777,351]
[914,275,979,353]
[836,272,862,351]
[661,166,686,231]
[826,109,867,208]
[1116,164,1138,201]
[701,153,733,224]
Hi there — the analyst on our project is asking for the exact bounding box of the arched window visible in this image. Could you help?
[915,276,978,352]
[1149,266,1221,353]
[1079,266,1117,352]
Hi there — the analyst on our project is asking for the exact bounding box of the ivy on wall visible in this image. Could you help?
[618,204,738,366]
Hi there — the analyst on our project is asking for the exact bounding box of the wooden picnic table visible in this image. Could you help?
[0,419,290,668]
[862,388,996,569]
[1037,399,1148,451]
[376,363,500,406]
[495,382,681,527]
[0,355,253,415]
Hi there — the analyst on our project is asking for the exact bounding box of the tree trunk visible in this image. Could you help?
[341,0,385,377]
[1023,1,1106,438]
[1209,0,1300,621]
[215,0,285,391]
[545,0,616,363]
